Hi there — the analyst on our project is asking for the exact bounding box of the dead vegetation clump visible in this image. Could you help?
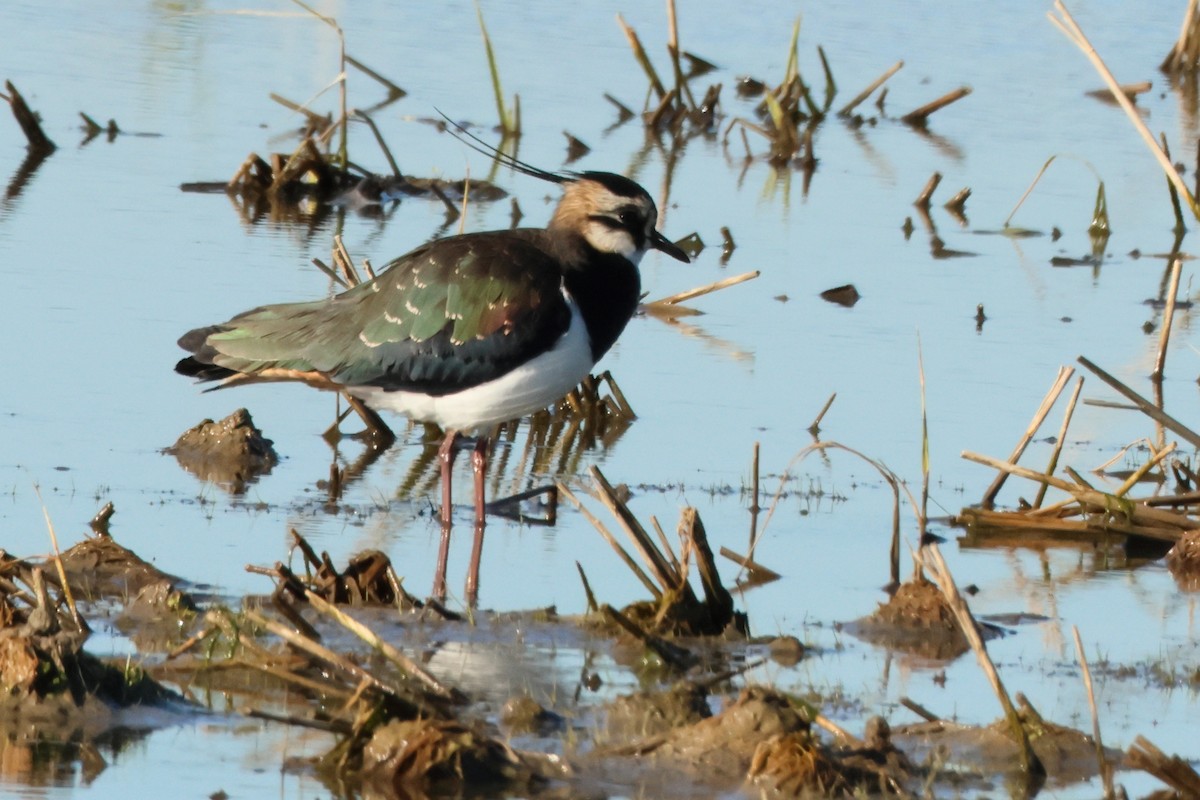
[358,718,555,797]
[561,469,749,644]
[0,551,180,720]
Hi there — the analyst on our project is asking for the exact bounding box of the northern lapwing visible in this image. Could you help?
[176,130,688,600]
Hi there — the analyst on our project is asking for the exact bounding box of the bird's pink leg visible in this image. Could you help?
[464,437,489,605]
[433,430,460,599]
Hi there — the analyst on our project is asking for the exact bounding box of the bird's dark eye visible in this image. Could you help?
[616,207,639,227]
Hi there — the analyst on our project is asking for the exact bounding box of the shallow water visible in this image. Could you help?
[2,1,1199,797]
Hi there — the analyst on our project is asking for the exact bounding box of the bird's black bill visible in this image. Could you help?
[651,229,690,263]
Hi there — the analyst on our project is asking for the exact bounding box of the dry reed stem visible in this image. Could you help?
[589,466,680,591]
[665,0,696,111]
[900,87,972,126]
[719,546,781,581]
[344,54,405,97]
[837,61,905,118]
[1163,0,1200,71]
[355,110,402,179]
[1126,736,1200,795]
[32,484,81,630]
[1077,355,1200,448]
[1050,1,1200,218]
[918,543,1044,777]
[601,604,695,669]
[556,480,661,598]
[963,451,1192,540]
[1071,626,1114,799]
[1113,441,1175,497]
[616,14,667,101]
[643,270,760,308]
[981,366,1074,508]
[650,516,683,577]
[808,393,836,433]
[244,608,413,701]
[1152,258,1183,381]
[302,587,465,703]
[1034,376,1084,508]
[914,173,941,208]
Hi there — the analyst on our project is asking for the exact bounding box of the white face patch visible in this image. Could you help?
[583,219,638,257]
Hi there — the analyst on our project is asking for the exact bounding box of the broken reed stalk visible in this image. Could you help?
[918,543,1045,778]
[302,587,465,703]
[899,87,972,126]
[243,608,415,702]
[1113,441,1175,497]
[644,270,760,308]
[1050,1,1200,218]
[1071,626,1114,799]
[588,466,680,591]
[665,0,696,111]
[1152,257,1183,381]
[1077,355,1200,448]
[556,480,661,598]
[1034,376,1084,509]
[616,14,667,102]
[31,484,82,630]
[344,54,405,98]
[601,604,695,670]
[719,545,781,581]
[3,80,56,154]
[1126,736,1200,796]
[355,110,402,179]
[963,450,1192,541]
[981,366,1074,508]
[1161,134,1187,235]
[1163,0,1200,71]
[837,60,904,117]
[807,392,836,434]
[816,45,837,111]
[914,172,942,208]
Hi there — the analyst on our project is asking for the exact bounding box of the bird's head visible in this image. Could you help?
[551,171,689,265]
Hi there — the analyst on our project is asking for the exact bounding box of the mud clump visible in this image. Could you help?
[845,576,972,660]
[1166,529,1200,591]
[167,408,277,493]
[600,681,711,743]
[500,695,563,735]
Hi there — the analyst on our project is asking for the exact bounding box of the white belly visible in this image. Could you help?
[349,302,594,435]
